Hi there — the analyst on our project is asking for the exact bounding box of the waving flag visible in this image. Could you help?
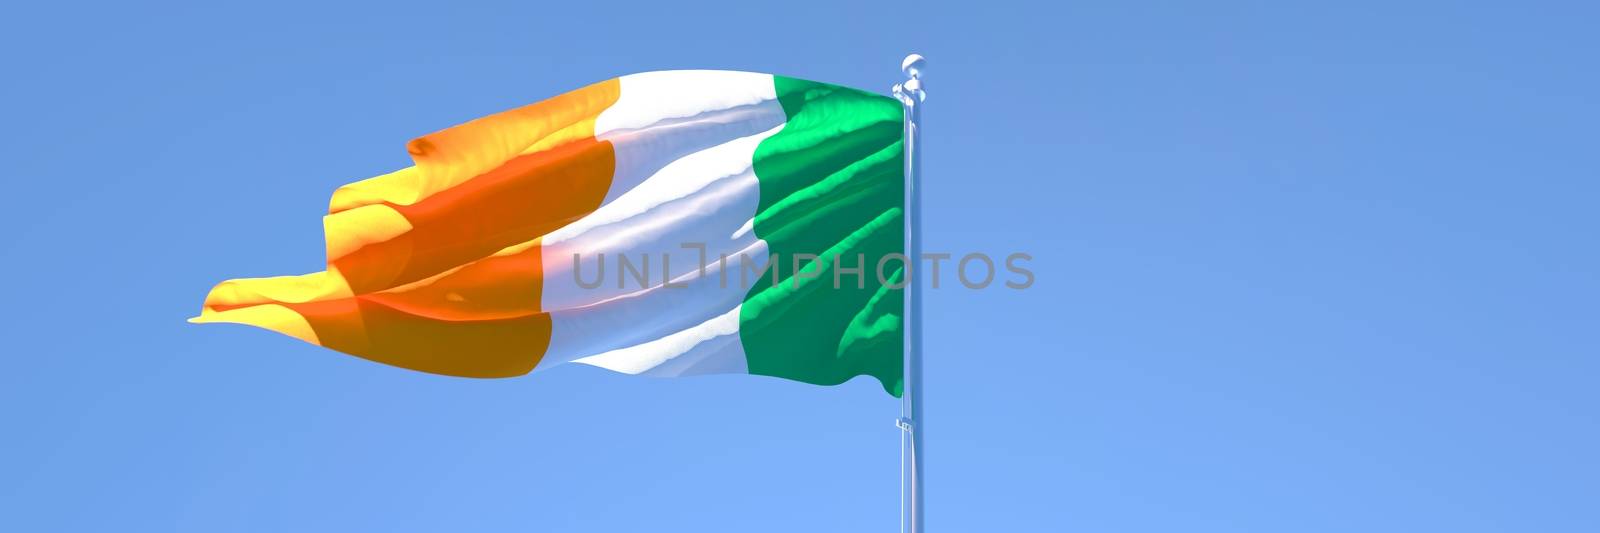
[193,71,906,396]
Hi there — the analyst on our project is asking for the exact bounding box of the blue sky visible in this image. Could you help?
[2,1,1597,531]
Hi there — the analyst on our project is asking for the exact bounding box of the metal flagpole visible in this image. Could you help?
[893,53,926,533]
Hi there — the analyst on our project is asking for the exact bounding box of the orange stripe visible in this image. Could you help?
[327,78,622,214]
[362,239,544,322]
[193,78,626,376]
[285,297,550,378]
[331,136,614,293]
[407,79,621,201]
[195,241,549,377]
[324,78,621,293]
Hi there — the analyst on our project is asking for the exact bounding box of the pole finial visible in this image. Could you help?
[893,54,927,104]
[901,54,926,79]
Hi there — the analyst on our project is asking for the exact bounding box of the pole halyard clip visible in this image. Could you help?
[896,417,915,432]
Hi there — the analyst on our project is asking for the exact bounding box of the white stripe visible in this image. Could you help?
[594,71,784,206]
[595,71,778,134]
[541,125,781,311]
[541,238,767,369]
[571,304,749,377]
[536,74,787,377]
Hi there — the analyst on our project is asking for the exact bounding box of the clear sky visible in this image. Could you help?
[2,1,1596,531]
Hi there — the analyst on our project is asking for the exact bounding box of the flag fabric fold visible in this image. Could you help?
[193,70,905,396]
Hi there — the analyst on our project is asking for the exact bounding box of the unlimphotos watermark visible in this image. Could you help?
[569,243,1033,291]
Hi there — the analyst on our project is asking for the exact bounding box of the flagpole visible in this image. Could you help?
[893,53,927,533]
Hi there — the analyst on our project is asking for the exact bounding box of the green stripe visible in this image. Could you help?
[738,75,906,397]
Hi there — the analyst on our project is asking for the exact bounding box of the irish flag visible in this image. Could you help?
[193,71,907,396]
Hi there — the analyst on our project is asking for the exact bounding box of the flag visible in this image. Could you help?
[193,71,906,396]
